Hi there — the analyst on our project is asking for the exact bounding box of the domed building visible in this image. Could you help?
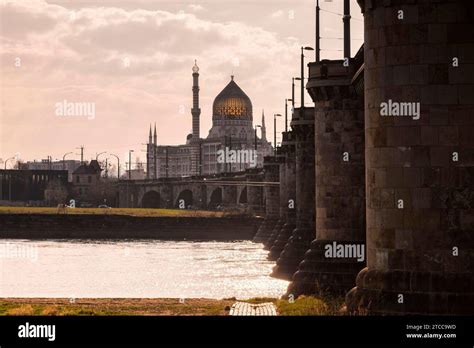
[146,62,273,179]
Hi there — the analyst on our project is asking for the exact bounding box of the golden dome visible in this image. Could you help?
[212,76,252,119]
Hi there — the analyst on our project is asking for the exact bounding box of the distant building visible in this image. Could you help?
[123,168,146,180]
[146,61,273,179]
[72,160,102,200]
[0,169,68,204]
[22,159,81,182]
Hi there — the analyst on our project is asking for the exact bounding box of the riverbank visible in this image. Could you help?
[0,206,245,218]
[0,212,261,240]
[0,296,345,316]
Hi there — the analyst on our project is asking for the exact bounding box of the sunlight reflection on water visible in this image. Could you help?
[0,239,289,299]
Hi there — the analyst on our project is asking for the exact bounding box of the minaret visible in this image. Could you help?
[191,60,200,141]
[153,123,157,179]
[190,60,201,176]
[261,110,267,141]
[147,124,152,179]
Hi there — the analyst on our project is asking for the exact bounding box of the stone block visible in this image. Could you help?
[410,64,429,85]
[435,85,458,105]
[429,106,449,125]
[403,167,422,188]
[448,64,474,84]
[430,146,451,167]
[421,126,439,145]
[428,24,447,43]
[438,126,459,145]
[458,85,474,105]
[393,65,410,86]
[412,188,432,209]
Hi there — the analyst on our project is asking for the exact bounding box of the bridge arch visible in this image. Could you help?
[141,190,161,208]
[209,187,223,209]
[238,186,248,204]
[176,189,193,208]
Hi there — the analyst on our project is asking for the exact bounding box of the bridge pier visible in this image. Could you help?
[263,154,286,250]
[288,57,366,298]
[268,131,297,260]
[222,185,237,207]
[272,107,315,280]
[347,0,474,314]
[247,184,263,214]
[252,158,280,243]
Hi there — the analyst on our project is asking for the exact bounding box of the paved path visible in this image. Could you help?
[229,301,277,316]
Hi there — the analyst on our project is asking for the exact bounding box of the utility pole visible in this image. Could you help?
[166,146,169,179]
[76,146,84,165]
[292,78,296,111]
[285,99,293,132]
[343,0,351,60]
[128,150,134,180]
[316,0,320,63]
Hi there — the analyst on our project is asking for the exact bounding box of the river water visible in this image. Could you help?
[0,240,289,299]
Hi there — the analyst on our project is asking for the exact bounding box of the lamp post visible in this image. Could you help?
[301,46,314,111]
[274,113,282,156]
[96,151,106,161]
[285,99,293,132]
[4,156,15,201]
[292,78,297,111]
[4,157,15,170]
[96,151,107,174]
[110,153,120,179]
[128,150,134,180]
[293,77,301,113]
[62,152,73,171]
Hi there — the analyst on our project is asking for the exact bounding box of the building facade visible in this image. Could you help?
[146,61,273,179]
[21,159,81,182]
[71,160,102,200]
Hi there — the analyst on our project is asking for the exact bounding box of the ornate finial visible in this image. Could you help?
[192,59,199,73]
[231,75,234,81]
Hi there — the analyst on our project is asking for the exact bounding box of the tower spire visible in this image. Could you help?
[191,59,201,141]
[149,124,152,144]
[153,123,157,145]
[261,110,267,141]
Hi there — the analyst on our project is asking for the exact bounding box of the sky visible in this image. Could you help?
[0,0,363,168]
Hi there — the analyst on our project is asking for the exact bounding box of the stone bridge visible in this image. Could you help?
[255,0,474,316]
[118,170,277,213]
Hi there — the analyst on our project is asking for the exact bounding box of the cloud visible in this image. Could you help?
[1,0,363,163]
[270,10,284,18]
[188,4,204,12]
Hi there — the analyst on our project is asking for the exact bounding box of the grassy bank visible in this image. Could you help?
[0,207,244,218]
[0,296,345,316]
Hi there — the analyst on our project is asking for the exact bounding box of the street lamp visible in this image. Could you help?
[273,113,282,156]
[110,153,120,179]
[285,99,293,132]
[291,77,301,112]
[301,46,314,110]
[4,157,15,170]
[96,151,107,161]
[128,150,134,180]
[62,152,73,170]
